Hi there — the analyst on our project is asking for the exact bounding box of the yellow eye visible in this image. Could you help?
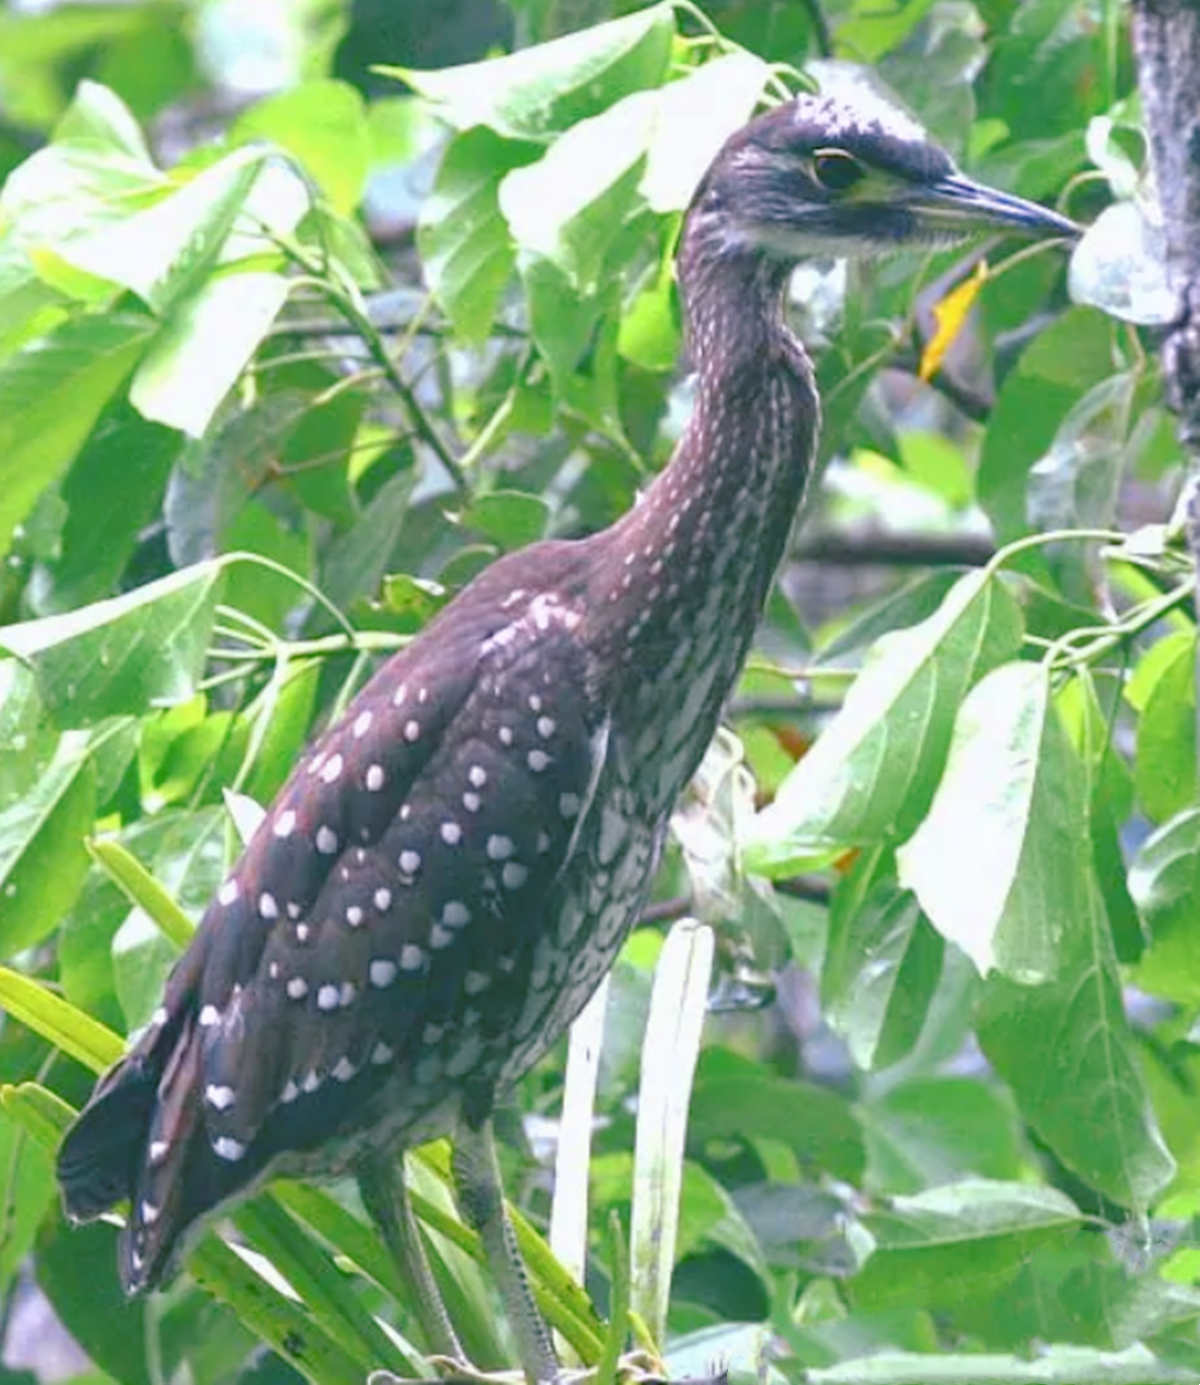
[813,149,866,192]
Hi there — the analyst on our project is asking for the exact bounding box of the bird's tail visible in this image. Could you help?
[56,1008,211,1294]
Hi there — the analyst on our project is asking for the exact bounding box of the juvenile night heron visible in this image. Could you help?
[56,79,1076,1381]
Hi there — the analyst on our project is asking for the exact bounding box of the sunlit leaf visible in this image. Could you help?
[1069,201,1178,326]
[0,313,155,554]
[748,570,1023,872]
[0,561,224,724]
[233,80,370,216]
[0,731,95,955]
[387,4,673,141]
[0,966,124,1071]
[898,661,1084,982]
[131,269,292,437]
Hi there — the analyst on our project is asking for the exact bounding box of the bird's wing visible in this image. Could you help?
[58,589,608,1291]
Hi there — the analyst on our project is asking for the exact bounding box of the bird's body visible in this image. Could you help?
[56,73,1076,1372]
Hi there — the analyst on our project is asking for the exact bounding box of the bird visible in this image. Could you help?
[55,74,1077,1383]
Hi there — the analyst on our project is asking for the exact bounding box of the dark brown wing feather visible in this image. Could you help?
[57,555,606,1293]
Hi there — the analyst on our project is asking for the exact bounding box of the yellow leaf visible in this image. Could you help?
[919,260,989,382]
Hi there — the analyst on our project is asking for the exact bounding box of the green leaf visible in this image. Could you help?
[1133,632,1197,824]
[897,661,1086,983]
[816,570,962,665]
[1129,806,1200,1004]
[0,966,124,1071]
[36,1217,153,1385]
[806,1344,1198,1384]
[54,79,153,161]
[233,80,370,216]
[640,51,770,213]
[419,128,536,343]
[230,1196,414,1378]
[1,135,164,258]
[1,1080,76,1147]
[87,836,195,948]
[130,268,292,437]
[1026,373,1136,604]
[0,731,95,955]
[499,90,654,288]
[185,1229,365,1385]
[977,872,1176,1208]
[618,252,678,373]
[0,312,156,555]
[59,146,269,313]
[1069,202,1179,327]
[381,574,450,631]
[387,3,674,142]
[748,570,1023,871]
[321,466,418,611]
[0,1098,57,1296]
[42,405,181,611]
[862,1078,1023,1195]
[688,1050,864,1183]
[458,489,549,550]
[977,307,1113,546]
[853,1180,1082,1311]
[0,560,224,725]
[823,855,943,1071]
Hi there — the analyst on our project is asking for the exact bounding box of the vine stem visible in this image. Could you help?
[274,236,471,498]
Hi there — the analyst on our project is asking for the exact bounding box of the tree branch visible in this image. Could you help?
[1130,0,1200,775]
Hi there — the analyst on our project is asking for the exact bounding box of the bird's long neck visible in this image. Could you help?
[583,229,818,798]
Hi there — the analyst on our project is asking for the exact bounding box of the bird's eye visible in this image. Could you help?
[812,149,866,192]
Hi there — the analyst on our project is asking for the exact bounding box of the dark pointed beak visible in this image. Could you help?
[917,172,1082,241]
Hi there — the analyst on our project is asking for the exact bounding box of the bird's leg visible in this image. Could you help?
[359,1155,467,1366]
[452,1117,562,1385]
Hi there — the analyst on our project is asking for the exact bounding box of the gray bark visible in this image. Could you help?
[1130,0,1200,762]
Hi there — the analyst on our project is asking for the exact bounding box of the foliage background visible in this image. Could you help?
[0,0,1197,1383]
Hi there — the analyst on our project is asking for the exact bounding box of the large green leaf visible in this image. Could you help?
[0,560,224,725]
[638,51,770,213]
[977,307,1114,547]
[897,661,1085,983]
[1131,632,1197,825]
[747,570,1023,871]
[130,267,292,437]
[232,80,370,217]
[419,128,535,343]
[389,4,674,141]
[977,873,1176,1208]
[36,1216,153,1385]
[0,1106,57,1298]
[806,1345,1197,1384]
[688,1050,864,1183]
[499,90,654,289]
[0,966,123,1071]
[822,854,944,1072]
[1129,806,1200,1005]
[40,404,181,611]
[861,1078,1023,1195]
[0,312,156,555]
[853,1180,1082,1311]
[1025,373,1136,604]
[58,145,268,313]
[0,731,95,956]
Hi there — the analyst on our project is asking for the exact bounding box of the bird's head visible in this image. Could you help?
[689,73,1080,263]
